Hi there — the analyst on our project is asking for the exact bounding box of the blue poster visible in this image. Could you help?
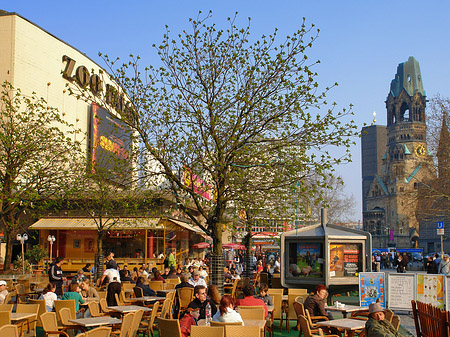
[359,272,386,308]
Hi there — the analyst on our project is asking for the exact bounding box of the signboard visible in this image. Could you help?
[445,276,450,309]
[329,243,362,277]
[437,221,445,236]
[183,167,215,200]
[359,272,386,308]
[286,242,324,279]
[388,273,416,310]
[416,274,444,309]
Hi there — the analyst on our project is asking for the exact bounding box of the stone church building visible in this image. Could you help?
[361,57,435,249]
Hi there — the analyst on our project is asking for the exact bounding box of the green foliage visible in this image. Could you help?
[13,255,32,273]
[24,245,47,265]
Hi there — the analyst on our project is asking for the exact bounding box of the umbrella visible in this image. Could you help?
[223,243,247,250]
[192,242,210,249]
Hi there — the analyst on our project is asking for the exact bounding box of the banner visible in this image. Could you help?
[359,272,386,308]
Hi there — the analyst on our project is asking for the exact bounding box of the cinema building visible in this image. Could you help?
[0,10,209,270]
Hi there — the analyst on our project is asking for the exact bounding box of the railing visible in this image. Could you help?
[411,300,448,337]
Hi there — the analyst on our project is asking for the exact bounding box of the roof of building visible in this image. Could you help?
[389,56,425,98]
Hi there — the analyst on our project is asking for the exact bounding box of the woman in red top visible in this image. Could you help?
[179,302,200,337]
[151,270,166,283]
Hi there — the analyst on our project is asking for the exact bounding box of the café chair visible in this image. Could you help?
[148,281,164,291]
[87,301,105,317]
[225,325,260,337]
[85,327,112,337]
[138,301,159,337]
[29,299,46,327]
[129,309,144,337]
[110,312,134,337]
[239,306,265,320]
[176,288,194,318]
[392,315,401,331]
[0,324,19,336]
[0,311,10,327]
[0,304,13,312]
[267,290,283,332]
[190,326,224,337]
[299,315,339,337]
[54,300,77,322]
[210,321,242,327]
[40,312,70,337]
[59,308,84,334]
[16,303,39,336]
[157,318,181,337]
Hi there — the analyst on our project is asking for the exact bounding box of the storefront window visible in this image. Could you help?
[329,243,362,277]
[286,242,324,279]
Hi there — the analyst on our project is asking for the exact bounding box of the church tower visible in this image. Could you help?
[363,57,434,248]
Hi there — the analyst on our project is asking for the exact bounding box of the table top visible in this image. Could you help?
[69,316,122,327]
[325,305,366,313]
[107,305,152,313]
[79,298,100,306]
[198,319,266,328]
[10,313,37,322]
[127,296,165,302]
[316,318,366,331]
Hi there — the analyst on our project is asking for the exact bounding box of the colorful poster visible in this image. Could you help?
[290,243,323,278]
[330,243,362,277]
[416,274,444,309]
[359,272,386,308]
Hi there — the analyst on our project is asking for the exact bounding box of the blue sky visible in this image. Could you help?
[4,1,450,220]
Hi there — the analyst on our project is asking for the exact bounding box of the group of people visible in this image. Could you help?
[425,253,450,275]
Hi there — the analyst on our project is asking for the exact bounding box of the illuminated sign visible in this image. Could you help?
[183,167,215,201]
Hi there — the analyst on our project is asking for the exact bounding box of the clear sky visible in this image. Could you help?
[4,1,450,220]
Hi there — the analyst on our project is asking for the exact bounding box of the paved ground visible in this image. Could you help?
[397,312,417,336]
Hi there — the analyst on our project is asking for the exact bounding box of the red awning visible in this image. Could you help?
[223,243,246,250]
[192,242,210,249]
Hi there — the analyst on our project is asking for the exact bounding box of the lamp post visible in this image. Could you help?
[16,233,28,274]
[47,235,56,264]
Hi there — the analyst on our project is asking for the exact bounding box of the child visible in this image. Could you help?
[254,283,273,306]
[179,302,200,337]
[39,283,57,312]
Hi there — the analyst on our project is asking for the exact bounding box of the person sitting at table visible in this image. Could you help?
[72,269,87,285]
[175,273,194,292]
[365,302,403,337]
[39,283,57,311]
[212,294,244,324]
[198,266,208,279]
[0,280,8,304]
[136,276,156,296]
[180,301,201,337]
[188,285,217,320]
[61,283,85,318]
[162,268,171,279]
[207,284,221,305]
[139,266,149,278]
[150,270,165,283]
[303,284,333,320]
[254,283,273,306]
[81,279,99,299]
[119,269,135,283]
[167,267,180,280]
[235,284,268,318]
[189,270,207,288]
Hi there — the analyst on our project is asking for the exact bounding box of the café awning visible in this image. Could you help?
[30,217,163,230]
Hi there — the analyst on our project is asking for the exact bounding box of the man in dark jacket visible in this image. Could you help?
[365,302,403,337]
[49,256,66,297]
[135,276,156,296]
[187,285,217,320]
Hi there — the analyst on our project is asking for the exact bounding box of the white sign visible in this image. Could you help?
[388,273,416,310]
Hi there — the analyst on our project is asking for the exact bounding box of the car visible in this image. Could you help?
[412,252,423,262]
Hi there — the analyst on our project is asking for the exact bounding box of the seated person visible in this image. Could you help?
[189,270,207,288]
[188,285,217,320]
[365,302,403,337]
[254,283,273,306]
[212,294,243,323]
[39,283,57,311]
[119,269,135,283]
[0,281,8,304]
[61,283,85,317]
[151,270,166,283]
[303,284,333,320]
[235,284,268,318]
[136,276,156,296]
[175,273,194,292]
[198,266,208,279]
[180,301,200,337]
[166,267,180,280]
[72,269,87,284]
[81,279,99,298]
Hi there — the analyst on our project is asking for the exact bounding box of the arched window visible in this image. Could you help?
[400,101,410,122]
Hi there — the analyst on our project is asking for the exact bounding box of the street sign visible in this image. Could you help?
[437,221,445,235]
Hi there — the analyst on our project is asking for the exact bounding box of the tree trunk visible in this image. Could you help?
[95,231,104,281]
[2,231,14,271]
[210,222,224,295]
[245,231,253,278]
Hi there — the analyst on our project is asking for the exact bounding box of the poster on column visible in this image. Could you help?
[359,272,386,308]
[416,274,444,309]
[388,273,416,310]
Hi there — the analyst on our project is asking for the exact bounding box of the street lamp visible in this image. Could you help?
[16,233,28,274]
[47,235,56,264]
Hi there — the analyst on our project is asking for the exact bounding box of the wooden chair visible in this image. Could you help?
[157,318,181,337]
[138,301,159,337]
[166,278,180,285]
[3,292,13,305]
[114,293,124,306]
[392,315,401,331]
[97,291,107,300]
[384,309,394,322]
[29,299,46,326]
[0,311,10,327]
[225,325,260,337]
[299,315,339,337]
[271,277,282,289]
[224,278,239,299]
[87,301,105,317]
[17,279,31,293]
[166,291,175,318]
[128,309,143,337]
[267,289,284,332]
[85,327,112,337]
[165,283,176,290]
[54,300,77,322]
[59,307,84,334]
[121,283,135,298]
[158,298,172,319]
[16,303,39,336]
[133,287,144,298]
[239,306,265,320]
[236,277,250,298]
[176,287,194,318]
[0,324,18,336]
[40,312,70,337]
[99,298,114,316]
[15,284,29,303]
[0,304,13,312]
[148,281,164,291]
[110,312,134,337]
[190,325,224,337]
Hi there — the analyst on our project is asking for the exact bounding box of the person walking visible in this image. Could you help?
[439,254,450,275]
[49,257,66,297]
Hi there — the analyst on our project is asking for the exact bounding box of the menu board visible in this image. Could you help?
[329,243,362,277]
[445,276,450,309]
[359,272,386,308]
[388,273,416,310]
[417,274,444,309]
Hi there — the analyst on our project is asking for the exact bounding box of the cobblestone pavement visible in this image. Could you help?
[397,312,416,336]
